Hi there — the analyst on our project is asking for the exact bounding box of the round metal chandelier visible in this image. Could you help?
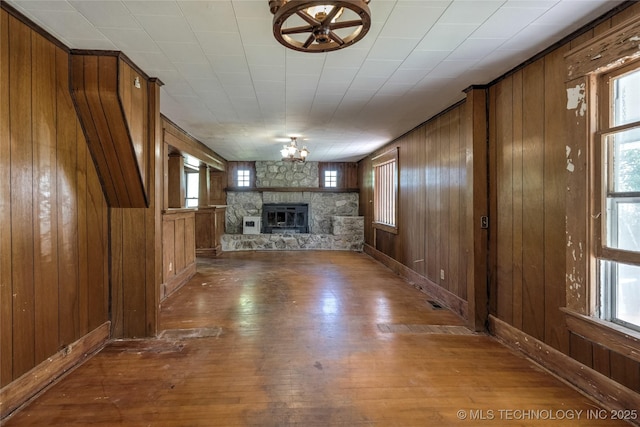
[268,0,371,53]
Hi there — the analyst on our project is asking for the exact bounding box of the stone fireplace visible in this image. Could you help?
[223,161,363,251]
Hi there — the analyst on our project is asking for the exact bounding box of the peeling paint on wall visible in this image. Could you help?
[566,145,575,172]
[566,83,587,117]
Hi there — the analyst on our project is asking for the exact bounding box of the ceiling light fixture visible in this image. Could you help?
[268,0,371,53]
[280,137,309,162]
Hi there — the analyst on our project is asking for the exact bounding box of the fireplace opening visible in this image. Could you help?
[262,203,309,234]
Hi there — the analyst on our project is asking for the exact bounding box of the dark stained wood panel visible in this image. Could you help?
[1,8,110,388]
[511,70,524,331]
[0,8,13,387]
[521,58,545,341]
[122,209,147,338]
[360,103,469,303]
[32,31,60,361]
[543,46,570,354]
[70,53,148,208]
[494,76,514,326]
[318,162,358,189]
[9,14,36,379]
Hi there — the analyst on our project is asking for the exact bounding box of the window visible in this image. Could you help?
[324,170,337,188]
[185,171,199,208]
[598,63,640,331]
[372,148,398,233]
[237,169,250,187]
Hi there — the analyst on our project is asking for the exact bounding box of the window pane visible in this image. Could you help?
[607,199,640,251]
[613,68,640,127]
[614,262,640,329]
[373,160,396,227]
[237,170,250,187]
[186,173,199,198]
[325,170,337,187]
[609,128,640,193]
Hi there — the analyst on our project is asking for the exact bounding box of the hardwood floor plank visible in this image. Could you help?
[3,252,630,426]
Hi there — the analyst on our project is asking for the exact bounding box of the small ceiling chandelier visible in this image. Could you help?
[268,0,371,53]
[280,137,309,162]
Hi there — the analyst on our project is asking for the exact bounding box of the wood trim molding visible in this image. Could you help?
[0,322,110,420]
[161,262,196,302]
[566,14,640,79]
[563,308,640,363]
[490,315,640,425]
[364,244,468,320]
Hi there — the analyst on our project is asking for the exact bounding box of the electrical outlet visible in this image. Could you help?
[169,262,173,272]
[440,269,445,280]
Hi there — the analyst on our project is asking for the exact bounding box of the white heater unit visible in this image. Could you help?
[242,216,261,234]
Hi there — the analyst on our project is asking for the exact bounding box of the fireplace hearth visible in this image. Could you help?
[262,203,309,234]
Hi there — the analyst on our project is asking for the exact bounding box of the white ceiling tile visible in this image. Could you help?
[219,72,254,87]
[416,23,477,51]
[196,32,244,56]
[174,62,215,80]
[135,15,197,43]
[400,50,450,70]
[124,1,182,16]
[357,59,402,78]
[323,48,368,69]
[250,66,286,82]
[208,55,249,74]
[70,1,139,28]
[98,28,158,52]
[379,3,448,38]
[438,1,504,24]
[13,1,74,11]
[472,6,549,39]
[447,38,506,61]
[244,45,285,67]
[320,67,359,83]
[129,51,176,72]
[368,37,420,61]
[17,9,105,42]
[179,1,238,32]
[237,17,277,46]
[157,42,206,63]
[387,68,430,86]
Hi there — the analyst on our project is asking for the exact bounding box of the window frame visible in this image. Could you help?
[324,170,338,188]
[372,147,398,234]
[563,14,640,363]
[184,168,199,208]
[596,62,640,332]
[237,169,251,187]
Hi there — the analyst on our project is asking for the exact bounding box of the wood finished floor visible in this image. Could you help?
[3,251,627,426]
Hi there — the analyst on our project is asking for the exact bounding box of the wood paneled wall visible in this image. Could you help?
[488,1,640,393]
[162,211,196,300]
[359,105,470,302]
[358,0,640,396]
[318,162,358,189]
[0,9,109,385]
[227,161,256,188]
[70,53,149,208]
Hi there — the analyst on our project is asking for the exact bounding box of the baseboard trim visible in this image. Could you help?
[161,262,196,301]
[363,244,468,320]
[0,321,110,420]
[490,315,640,426]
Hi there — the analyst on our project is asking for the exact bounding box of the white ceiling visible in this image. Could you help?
[7,0,625,162]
